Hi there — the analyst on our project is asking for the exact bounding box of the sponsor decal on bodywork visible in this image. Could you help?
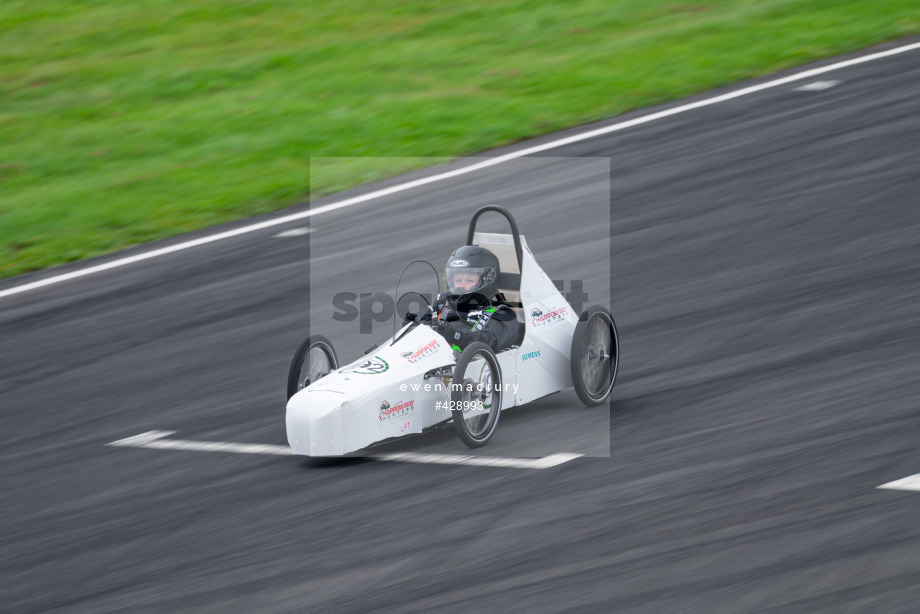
[341,356,389,375]
[530,306,567,327]
[379,399,414,421]
[307,387,346,394]
[403,340,439,364]
[521,350,541,361]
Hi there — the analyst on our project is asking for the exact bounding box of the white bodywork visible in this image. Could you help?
[286,234,578,456]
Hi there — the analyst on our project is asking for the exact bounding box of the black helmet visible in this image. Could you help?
[444,245,500,312]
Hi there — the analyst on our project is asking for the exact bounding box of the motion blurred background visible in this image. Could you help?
[3,2,920,612]
[1,0,917,278]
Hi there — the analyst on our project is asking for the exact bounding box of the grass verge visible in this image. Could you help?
[1,0,918,278]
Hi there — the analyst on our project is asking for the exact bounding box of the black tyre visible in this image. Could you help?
[451,342,502,448]
[570,305,618,406]
[287,335,338,400]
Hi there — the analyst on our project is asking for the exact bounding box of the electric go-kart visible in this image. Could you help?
[285,206,618,456]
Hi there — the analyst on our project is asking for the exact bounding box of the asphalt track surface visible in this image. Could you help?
[3,39,920,612]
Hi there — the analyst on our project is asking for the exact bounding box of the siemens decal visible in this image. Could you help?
[521,350,541,361]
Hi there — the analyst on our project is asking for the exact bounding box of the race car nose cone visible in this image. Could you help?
[286,390,345,456]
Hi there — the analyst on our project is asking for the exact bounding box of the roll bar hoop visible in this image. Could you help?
[465,205,523,271]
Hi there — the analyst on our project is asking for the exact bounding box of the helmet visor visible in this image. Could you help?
[445,265,490,295]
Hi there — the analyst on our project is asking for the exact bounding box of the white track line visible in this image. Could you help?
[274,227,311,237]
[109,431,292,455]
[878,474,920,492]
[375,452,582,469]
[4,40,920,302]
[108,431,583,469]
[795,80,840,91]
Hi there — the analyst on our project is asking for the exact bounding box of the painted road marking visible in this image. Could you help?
[109,431,292,455]
[878,474,920,492]
[795,80,840,91]
[108,431,583,469]
[274,228,311,237]
[375,452,582,469]
[3,40,919,302]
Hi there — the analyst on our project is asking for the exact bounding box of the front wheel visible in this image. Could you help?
[570,305,619,406]
[451,342,502,448]
[287,335,338,400]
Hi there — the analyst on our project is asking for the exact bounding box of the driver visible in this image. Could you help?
[415,246,520,352]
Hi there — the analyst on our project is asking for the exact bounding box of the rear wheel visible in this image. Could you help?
[287,335,338,400]
[570,306,618,406]
[451,342,502,448]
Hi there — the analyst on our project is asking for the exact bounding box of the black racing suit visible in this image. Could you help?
[419,298,520,352]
